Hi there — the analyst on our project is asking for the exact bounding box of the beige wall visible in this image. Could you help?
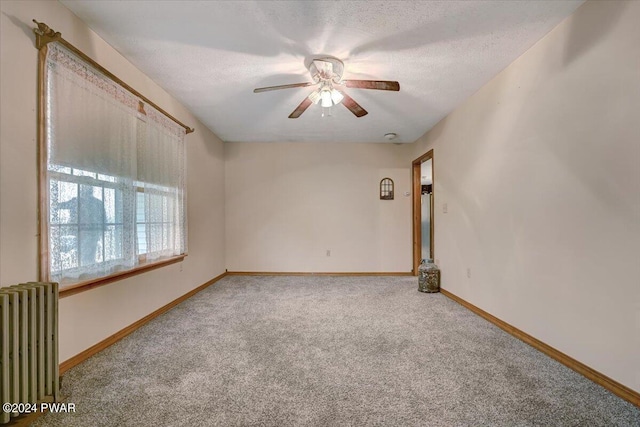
[0,1,226,362]
[407,0,640,392]
[225,142,412,272]
[1,0,637,395]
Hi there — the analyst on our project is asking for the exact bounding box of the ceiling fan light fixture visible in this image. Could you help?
[330,88,344,105]
[320,89,333,108]
[308,89,321,104]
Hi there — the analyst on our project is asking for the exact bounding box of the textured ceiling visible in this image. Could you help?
[61,0,584,143]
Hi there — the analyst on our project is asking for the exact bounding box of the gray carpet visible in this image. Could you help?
[32,275,639,426]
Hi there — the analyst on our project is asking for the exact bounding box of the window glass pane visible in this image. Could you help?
[136,192,146,223]
[162,196,169,221]
[53,225,79,272]
[104,224,123,261]
[136,191,147,255]
[79,227,102,267]
[115,187,124,224]
[52,180,78,224]
[148,224,163,253]
[77,185,104,267]
[104,188,116,224]
[95,233,104,264]
[78,184,104,225]
[137,223,147,255]
[149,194,163,223]
[49,180,61,224]
[163,224,171,250]
[166,196,174,222]
[49,225,62,272]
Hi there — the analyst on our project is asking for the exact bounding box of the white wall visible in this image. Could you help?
[0,1,226,362]
[225,142,412,272]
[408,0,640,392]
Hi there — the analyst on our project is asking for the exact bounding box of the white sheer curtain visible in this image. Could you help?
[137,105,187,262]
[44,42,186,286]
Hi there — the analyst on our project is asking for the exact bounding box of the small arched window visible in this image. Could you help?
[380,178,394,200]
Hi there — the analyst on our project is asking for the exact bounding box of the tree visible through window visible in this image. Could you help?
[49,167,123,273]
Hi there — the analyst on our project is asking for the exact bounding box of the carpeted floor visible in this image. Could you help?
[32,275,639,426]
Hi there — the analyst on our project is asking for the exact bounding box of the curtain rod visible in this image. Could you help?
[32,20,195,134]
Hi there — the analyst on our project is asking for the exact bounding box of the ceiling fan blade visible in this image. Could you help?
[340,92,368,117]
[254,82,315,93]
[343,80,400,91]
[288,97,313,119]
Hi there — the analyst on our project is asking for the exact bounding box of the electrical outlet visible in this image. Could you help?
[466,268,471,278]
[443,203,448,213]
[179,263,183,272]
[435,259,440,266]
[326,250,331,257]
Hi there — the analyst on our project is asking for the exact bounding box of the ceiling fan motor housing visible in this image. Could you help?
[309,57,344,83]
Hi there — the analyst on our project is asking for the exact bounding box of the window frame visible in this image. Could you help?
[35,24,192,297]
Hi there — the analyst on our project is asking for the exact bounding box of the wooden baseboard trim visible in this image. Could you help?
[59,271,228,375]
[226,271,413,276]
[440,288,640,407]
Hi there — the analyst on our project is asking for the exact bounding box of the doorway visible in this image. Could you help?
[412,150,434,275]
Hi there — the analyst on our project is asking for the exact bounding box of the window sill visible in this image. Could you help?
[59,255,186,298]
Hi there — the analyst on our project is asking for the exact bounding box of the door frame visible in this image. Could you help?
[412,149,434,275]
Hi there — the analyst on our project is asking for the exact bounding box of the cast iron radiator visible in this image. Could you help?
[0,282,59,424]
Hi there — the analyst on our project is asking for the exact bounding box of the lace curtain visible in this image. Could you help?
[45,42,187,286]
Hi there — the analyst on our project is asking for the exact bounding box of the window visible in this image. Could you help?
[136,187,178,259]
[49,167,125,276]
[41,41,189,289]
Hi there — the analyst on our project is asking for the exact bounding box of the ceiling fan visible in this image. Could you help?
[253,57,400,119]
